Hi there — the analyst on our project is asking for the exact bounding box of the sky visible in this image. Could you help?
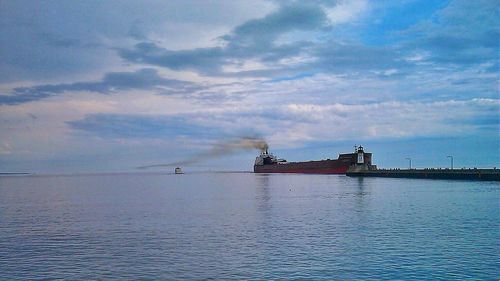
[0,0,498,173]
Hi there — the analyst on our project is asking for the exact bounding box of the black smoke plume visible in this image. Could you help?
[137,137,268,169]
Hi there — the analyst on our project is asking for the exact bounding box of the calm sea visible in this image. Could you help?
[0,173,498,280]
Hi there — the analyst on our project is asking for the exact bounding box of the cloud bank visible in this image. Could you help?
[0,0,498,172]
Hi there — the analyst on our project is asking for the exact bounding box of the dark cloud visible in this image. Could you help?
[2,0,498,107]
[118,0,498,82]
[67,108,314,141]
[223,3,327,49]
[445,114,500,132]
[68,114,225,139]
[119,43,227,74]
[119,2,327,75]
[116,2,418,78]
[127,20,148,40]
[305,0,499,80]
[0,1,113,83]
[38,32,82,48]
[401,0,499,68]
[0,68,200,105]
[0,1,275,83]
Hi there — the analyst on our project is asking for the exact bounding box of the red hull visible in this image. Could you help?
[254,166,349,174]
[254,153,372,174]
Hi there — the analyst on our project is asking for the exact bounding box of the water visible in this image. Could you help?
[0,173,498,280]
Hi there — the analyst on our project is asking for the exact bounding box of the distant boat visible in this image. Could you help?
[174,167,183,174]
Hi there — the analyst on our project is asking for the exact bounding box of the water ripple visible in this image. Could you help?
[0,174,498,280]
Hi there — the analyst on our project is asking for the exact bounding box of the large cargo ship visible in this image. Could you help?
[254,145,372,174]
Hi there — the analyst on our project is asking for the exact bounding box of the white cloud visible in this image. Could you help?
[324,0,368,25]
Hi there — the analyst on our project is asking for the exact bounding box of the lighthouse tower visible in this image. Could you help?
[357,145,365,164]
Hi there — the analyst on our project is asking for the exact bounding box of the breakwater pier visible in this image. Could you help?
[346,168,500,181]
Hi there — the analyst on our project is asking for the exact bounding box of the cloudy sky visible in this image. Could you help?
[0,0,498,173]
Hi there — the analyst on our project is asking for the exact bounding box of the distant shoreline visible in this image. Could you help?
[0,170,255,177]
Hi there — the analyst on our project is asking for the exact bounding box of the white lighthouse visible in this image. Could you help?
[357,145,365,164]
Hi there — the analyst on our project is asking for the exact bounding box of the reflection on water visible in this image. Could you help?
[356,176,365,193]
[0,173,498,280]
[255,174,272,213]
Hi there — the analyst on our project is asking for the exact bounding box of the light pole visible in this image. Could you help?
[447,155,453,170]
[405,157,412,170]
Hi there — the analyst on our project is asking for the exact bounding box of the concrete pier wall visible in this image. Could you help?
[346,168,500,181]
